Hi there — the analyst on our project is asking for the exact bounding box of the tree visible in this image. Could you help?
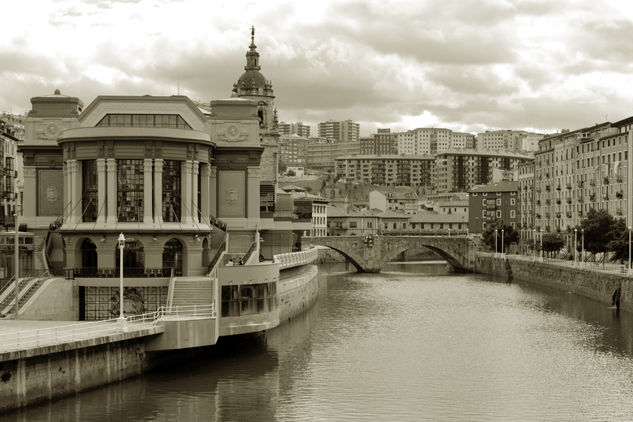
[481,219,519,252]
[542,233,564,256]
[607,218,629,263]
[579,209,614,256]
[286,169,296,177]
[278,160,287,175]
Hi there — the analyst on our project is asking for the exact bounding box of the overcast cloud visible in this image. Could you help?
[2,0,633,136]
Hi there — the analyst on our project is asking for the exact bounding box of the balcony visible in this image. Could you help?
[590,194,596,201]
[65,267,174,280]
[566,198,572,204]
[556,199,561,205]
[603,177,610,185]
[616,191,624,199]
[566,183,572,190]
[556,185,561,191]
[545,185,551,191]
[577,180,584,188]
[546,199,551,205]
[604,193,609,200]
[556,212,561,218]
[590,180,596,187]
[566,212,572,218]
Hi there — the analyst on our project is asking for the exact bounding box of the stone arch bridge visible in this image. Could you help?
[304,235,477,273]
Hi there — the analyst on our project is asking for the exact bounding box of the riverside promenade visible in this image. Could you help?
[0,305,216,412]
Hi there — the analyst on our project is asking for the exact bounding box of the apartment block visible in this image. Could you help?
[477,130,544,153]
[433,150,533,193]
[305,139,360,171]
[279,134,309,167]
[468,181,520,233]
[278,121,311,137]
[360,128,397,155]
[318,120,360,143]
[335,155,434,187]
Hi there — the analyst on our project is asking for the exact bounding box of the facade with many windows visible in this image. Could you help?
[335,155,434,187]
[468,181,520,234]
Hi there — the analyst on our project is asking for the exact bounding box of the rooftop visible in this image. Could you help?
[469,181,519,193]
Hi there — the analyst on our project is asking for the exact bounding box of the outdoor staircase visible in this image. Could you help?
[0,276,48,317]
[170,277,214,308]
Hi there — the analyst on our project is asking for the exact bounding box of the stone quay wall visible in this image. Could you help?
[475,253,632,311]
[0,327,163,413]
[278,264,320,323]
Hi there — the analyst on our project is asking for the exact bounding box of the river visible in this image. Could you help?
[5,262,633,421]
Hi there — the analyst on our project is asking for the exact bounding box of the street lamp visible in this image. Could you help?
[539,229,543,262]
[574,228,577,266]
[118,233,126,327]
[494,229,498,255]
[629,226,631,272]
[501,228,505,255]
[581,228,584,267]
[532,228,536,261]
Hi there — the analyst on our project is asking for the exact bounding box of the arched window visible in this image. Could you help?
[163,238,183,276]
[81,239,97,276]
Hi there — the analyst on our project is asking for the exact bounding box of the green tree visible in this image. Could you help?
[482,219,519,252]
[606,218,630,263]
[286,169,296,177]
[579,209,616,257]
[541,233,565,257]
[278,160,288,175]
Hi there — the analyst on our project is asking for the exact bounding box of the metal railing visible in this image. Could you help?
[0,304,216,353]
[65,267,173,280]
[274,248,319,270]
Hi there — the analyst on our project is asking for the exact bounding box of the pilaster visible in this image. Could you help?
[154,159,163,225]
[247,166,260,219]
[192,161,199,224]
[22,167,36,218]
[209,166,217,220]
[143,159,153,224]
[96,159,106,224]
[200,164,210,224]
[181,160,193,224]
[106,158,117,224]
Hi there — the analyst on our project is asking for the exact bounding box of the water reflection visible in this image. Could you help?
[6,264,633,421]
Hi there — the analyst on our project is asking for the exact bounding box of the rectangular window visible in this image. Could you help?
[482,199,486,206]
[510,198,516,205]
[82,160,98,222]
[496,198,501,206]
[117,159,144,222]
[496,210,501,218]
[162,160,181,222]
[510,210,516,218]
[482,210,486,217]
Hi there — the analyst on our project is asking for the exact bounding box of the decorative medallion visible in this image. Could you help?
[46,123,58,136]
[226,188,238,205]
[46,186,58,203]
[227,125,239,140]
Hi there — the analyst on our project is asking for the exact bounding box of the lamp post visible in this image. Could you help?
[539,229,543,262]
[118,233,126,327]
[574,228,577,266]
[581,228,584,268]
[533,229,536,261]
[501,228,505,255]
[629,226,631,272]
[494,229,498,256]
[13,202,20,319]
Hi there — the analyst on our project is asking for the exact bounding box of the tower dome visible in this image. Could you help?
[233,27,274,97]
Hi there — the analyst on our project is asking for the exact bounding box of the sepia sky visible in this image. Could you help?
[2,0,633,136]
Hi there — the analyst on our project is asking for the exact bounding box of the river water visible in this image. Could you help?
[6,262,633,421]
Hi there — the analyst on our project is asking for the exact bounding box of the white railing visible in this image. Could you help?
[274,248,319,270]
[0,304,216,353]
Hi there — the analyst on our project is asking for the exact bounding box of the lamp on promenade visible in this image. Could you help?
[494,229,498,256]
[629,226,631,272]
[539,229,543,262]
[501,228,505,255]
[533,229,536,261]
[581,228,585,267]
[574,228,577,266]
[13,202,20,319]
[118,233,127,328]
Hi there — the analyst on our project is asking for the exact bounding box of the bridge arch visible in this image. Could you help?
[382,243,466,271]
[318,246,365,272]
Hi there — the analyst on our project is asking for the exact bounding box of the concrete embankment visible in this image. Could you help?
[0,326,164,413]
[475,253,631,311]
[278,264,320,322]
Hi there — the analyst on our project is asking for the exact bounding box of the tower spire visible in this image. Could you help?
[251,25,255,47]
[245,25,260,71]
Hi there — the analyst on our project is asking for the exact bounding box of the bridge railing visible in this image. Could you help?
[274,248,319,270]
[0,304,216,353]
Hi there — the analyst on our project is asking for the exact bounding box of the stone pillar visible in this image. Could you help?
[143,159,153,224]
[192,161,199,224]
[209,166,217,219]
[106,158,117,224]
[181,160,193,224]
[63,162,70,222]
[96,159,107,224]
[22,167,36,218]
[70,160,82,223]
[65,160,75,224]
[97,241,116,270]
[247,166,260,219]
[200,164,210,224]
[154,159,163,225]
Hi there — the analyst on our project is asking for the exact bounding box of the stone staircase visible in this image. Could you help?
[0,277,48,317]
[170,277,214,308]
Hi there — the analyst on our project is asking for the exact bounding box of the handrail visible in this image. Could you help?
[18,277,56,317]
[0,276,15,300]
[0,304,216,353]
[273,248,319,270]
[242,241,258,265]
[207,238,226,273]
[0,277,41,315]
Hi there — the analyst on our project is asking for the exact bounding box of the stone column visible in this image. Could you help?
[65,160,75,224]
[106,158,117,224]
[143,159,153,224]
[68,160,82,223]
[192,161,199,224]
[181,160,193,224]
[200,164,210,224]
[154,159,163,225]
[96,159,107,224]
[209,166,217,220]
[247,166,260,219]
[22,167,36,218]
[63,162,70,223]
[74,161,83,222]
